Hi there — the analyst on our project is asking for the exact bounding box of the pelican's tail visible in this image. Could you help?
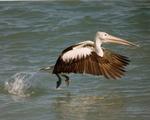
[40,65,54,73]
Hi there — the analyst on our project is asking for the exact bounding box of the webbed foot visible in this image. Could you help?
[62,74,70,87]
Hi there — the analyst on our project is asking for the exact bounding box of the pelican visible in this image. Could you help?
[41,32,138,88]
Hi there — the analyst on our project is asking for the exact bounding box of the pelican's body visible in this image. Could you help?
[53,40,128,77]
[41,32,138,88]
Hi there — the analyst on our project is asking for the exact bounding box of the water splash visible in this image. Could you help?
[5,72,37,97]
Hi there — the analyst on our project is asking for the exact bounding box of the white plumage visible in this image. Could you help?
[62,47,93,62]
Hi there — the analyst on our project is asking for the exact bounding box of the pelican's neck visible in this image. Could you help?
[94,37,104,57]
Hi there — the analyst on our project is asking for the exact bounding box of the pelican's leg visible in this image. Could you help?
[56,74,62,88]
[61,74,70,87]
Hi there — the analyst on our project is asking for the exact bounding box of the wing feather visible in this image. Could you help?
[53,46,130,79]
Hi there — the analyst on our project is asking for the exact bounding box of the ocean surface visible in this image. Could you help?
[0,1,150,120]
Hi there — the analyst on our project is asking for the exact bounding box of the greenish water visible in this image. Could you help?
[0,1,150,120]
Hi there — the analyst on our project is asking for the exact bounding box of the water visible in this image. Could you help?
[0,1,150,120]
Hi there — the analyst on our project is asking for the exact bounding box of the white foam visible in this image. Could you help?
[5,72,36,97]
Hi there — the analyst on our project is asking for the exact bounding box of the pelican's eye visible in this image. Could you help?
[104,33,107,36]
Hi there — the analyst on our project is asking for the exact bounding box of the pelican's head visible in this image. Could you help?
[96,31,139,47]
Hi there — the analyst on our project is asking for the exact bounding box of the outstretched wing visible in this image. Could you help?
[97,49,130,79]
[53,43,130,79]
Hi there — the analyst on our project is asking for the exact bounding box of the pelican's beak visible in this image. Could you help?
[105,35,139,47]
